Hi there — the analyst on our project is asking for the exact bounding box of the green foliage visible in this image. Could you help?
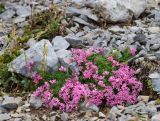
[147,80,154,91]
[21,78,34,91]
[0,49,21,64]
[0,4,5,13]
[0,63,11,85]
[0,63,32,92]
[87,53,113,86]
[40,70,72,97]
[88,54,110,73]
[155,98,160,105]
[18,5,64,43]
[112,48,132,62]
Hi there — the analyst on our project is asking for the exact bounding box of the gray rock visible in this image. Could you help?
[52,36,70,51]
[146,103,157,116]
[150,44,160,50]
[56,49,79,74]
[67,7,98,21]
[56,50,72,59]
[56,49,71,68]
[50,111,57,116]
[29,95,43,109]
[61,112,69,121]
[72,17,95,29]
[108,26,125,33]
[93,37,106,47]
[155,51,160,59]
[149,72,160,94]
[2,96,22,110]
[25,114,32,121]
[0,9,15,20]
[135,57,145,63]
[50,116,56,121]
[152,113,160,121]
[14,118,22,121]
[107,107,119,121]
[150,9,160,26]
[148,56,157,60]
[80,103,99,112]
[148,27,160,33]
[14,17,26,24]
[53,0,62,4]
[0,36,8,52]
[99,112,106,118]
[89,0,146,23]
[72,0,85,5]
[2,103,18,110]
[16,6,31,18]
[0,106,8,113]
[137,95,149,103]
[134,33,147,44]
[88,105,99,112]
[76,32,85,37]
[65,34,84,48]
[0,113,11,121]
[26,38,36,47]
[124,102,146,115]
[90,117,98,121]
[110,106,122,115]
[8,39,59,77]
[149,72,160,79]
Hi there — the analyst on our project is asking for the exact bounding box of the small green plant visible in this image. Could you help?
[147,80,154,91]
[41,71,71,97]
[0,4,5,13]
[18,5,64,43]
[0,63,32,92]
[88,54,113,74]
[111,48,132,62]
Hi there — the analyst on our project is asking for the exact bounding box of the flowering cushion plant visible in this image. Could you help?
[29,47,142,112]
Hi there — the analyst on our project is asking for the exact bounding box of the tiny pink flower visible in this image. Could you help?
[26,60,34,71]
[103,71,109,76]
[83,71,92,79]
[130,48,136,56]
[50,80,57,84]
[32,72,42,84]
[59,66,67,72]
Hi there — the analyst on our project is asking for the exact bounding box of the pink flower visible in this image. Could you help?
[83,70,92,79]
[59,66,67,72]
[108,55,119,67]
[130,48,136,56]
[103,71,109,76]
[50,80,57,84]
[32,72,42,84]
[26,60,34,71]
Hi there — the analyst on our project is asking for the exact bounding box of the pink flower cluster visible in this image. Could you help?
[33,80,65,110]
[71,48,142,106]
[105,64,142,106]
[59,76,103,112]
[31,47,142,112]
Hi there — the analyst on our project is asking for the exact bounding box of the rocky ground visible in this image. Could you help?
[0,0,160,121]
